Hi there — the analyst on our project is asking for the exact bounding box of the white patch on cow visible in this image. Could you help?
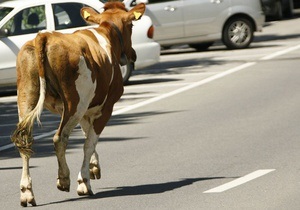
[88,29,114,85]
[82,95,108,124]
[75,56,97,114]
[88,29,112,63]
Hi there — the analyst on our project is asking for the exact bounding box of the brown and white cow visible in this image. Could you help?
[10,2,145,207]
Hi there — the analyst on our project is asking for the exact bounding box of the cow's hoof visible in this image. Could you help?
[77,179,94,196]
[89,163,101,180]
[21,199,36,207]
[57,177,70,192]
[20,187,36,207]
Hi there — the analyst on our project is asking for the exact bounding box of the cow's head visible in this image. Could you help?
[81,2,146,65]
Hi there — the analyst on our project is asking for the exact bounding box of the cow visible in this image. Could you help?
[10,1,145,207]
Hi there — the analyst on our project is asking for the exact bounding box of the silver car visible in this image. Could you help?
[129,0,265,50]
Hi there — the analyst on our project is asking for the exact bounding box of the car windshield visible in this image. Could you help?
[0,7,13,21]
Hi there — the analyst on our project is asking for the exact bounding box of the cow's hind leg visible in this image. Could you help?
[11,44,41,206]
[11,124,36,207]
[20,152,36,207]
[11,129,36,207]
[11,96,39,206]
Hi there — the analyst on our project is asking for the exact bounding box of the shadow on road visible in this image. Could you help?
[132,57,226,80]
[0,110,178,159]
[254,33,300,43]
[92,177,228,198]
[40,176,234,206]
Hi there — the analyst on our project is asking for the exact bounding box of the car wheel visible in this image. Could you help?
[189,42,214,51]
[283,0,294,18]
[222,17,254,49]
[120,62,133,84]
[274,0,283,20]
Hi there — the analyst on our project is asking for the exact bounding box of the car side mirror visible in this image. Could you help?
[0,28,9,38]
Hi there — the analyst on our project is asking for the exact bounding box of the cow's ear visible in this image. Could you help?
[128,3,146,21]
[81,7,99,24]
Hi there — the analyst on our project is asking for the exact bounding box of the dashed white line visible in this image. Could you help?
[203,169,276,193]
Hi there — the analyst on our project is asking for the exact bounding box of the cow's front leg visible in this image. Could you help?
[77,129,99,196]
[20,153,36,207]
[90,151,101,180]
[53,134,70,192]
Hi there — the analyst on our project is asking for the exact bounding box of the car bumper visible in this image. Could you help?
[133,42,160,69]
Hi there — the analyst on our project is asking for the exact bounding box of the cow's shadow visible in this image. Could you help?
[41,176,232,206]
[92,177,227,199]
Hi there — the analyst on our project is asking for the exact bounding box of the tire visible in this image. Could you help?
[120,62,133,84]
[274,1,283,20]
[222,17,254,50]
[283,0,294,18]
[189,42,214,51]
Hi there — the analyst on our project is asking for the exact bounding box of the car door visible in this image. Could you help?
[146,0,184,44]
[0,5,46,86]
[183,0,230,38]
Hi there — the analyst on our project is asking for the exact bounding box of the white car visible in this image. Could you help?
[0,0,160,86]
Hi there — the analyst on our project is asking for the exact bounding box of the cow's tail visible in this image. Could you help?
[11,33,48,156]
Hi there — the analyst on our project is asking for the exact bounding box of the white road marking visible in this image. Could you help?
[0,130,57,152]
[112,62,256,116]
[260,44,300,60]
[203,169,276,193]
[121,93,159,99]
[1,43,300,152]
[0,95,17,103]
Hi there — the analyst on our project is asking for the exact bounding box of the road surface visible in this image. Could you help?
[1,16,300,209]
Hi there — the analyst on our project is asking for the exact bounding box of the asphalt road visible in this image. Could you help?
[1,16,300,209]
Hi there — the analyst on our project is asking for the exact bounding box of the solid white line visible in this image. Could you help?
[0,143,15,151]
[0,95,17,103]
[260,44,300,60]
[124,82,191,90]
[121,93,159,99]
[112,62,256,116]
[203,169,275,193]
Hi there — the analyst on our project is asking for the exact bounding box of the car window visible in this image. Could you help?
[1,5,46,36]
[52,3,88,30]
[148,0,174,4]
[130,0,174,6]
[0,7,13,20]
